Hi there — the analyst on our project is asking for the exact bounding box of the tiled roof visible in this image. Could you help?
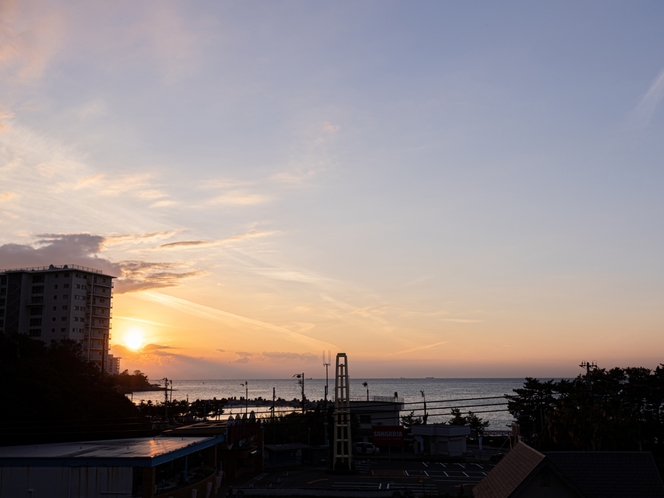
[544,451,664,498]
[472,443,545,498]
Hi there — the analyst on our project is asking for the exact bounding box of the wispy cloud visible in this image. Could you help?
[261,351,317,361]
[630,67,664,127]
[113,315,174,328]
[153,231,277,250]
[156,240,217,250]
[75,173,104,189]
[389,340,449,356]
[208,190,272,206]
[0,106,15,132]
[0,192,17,202]
[105,230,182,245]
[0,233,205,293]
[0,0,66,82]
[117,261,206,293]
[135,291,338,351]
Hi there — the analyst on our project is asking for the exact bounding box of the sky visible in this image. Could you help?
[1,1,663,379]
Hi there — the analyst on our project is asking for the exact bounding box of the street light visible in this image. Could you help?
[421,390,428,424]
[293,373,305,413]
[363,381,369,401]
[241,382,248,415]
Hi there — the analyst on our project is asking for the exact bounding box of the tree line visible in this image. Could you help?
[506,365,664,451]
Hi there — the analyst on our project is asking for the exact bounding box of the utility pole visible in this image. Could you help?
[323,351,331,446]
[323,351,330,405]
[420,390,428,424]
[580,361,597,376]
[580,361,597,390]
[163,377,169,421]
[293,373,305,413]
[241,382,248,415]
[580,361,598,451]
[272,386,276,444]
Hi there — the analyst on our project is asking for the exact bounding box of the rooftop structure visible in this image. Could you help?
[0,436,224,498]
[473,442,664,498]
[0,264,118,373]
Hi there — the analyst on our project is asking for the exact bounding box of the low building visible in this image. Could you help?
[473,442,664,498]
[350,397,404,443]
[0,436,223,498]
[411,424,470,457]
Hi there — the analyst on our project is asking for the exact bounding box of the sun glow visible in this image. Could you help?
[123,327,145,351]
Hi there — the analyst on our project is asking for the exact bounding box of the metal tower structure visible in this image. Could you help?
[333,352,352,471]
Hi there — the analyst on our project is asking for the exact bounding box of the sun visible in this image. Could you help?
[123,327,145,351]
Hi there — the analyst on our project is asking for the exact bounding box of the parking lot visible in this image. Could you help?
[232,459,496,496]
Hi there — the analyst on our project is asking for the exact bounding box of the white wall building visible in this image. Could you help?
[0,264,118,373]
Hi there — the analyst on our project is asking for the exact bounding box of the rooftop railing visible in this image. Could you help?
[0,264,115,276]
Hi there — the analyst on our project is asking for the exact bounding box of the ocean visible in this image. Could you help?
[131,378,524,430]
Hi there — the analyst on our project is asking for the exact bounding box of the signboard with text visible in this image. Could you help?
[372,425,404,446]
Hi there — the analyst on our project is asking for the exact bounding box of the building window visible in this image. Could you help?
[54,284,58,289]
[0,299,4,306]
[64,283,69,288]
[30,307,42,315]
[360,415,371,424]
[53,295,57,300]
[29,318,42,326]
[54,274,59,278]
[62,305,68,310]
[52,317,56,321]
[63,294,68,299]
[29,329,41,337]
[61,317,67,321]
[53,306,57,311]
[60,328,66,332]
[32,275,45,283]
[32,286,44,294]
[51,328,55,333]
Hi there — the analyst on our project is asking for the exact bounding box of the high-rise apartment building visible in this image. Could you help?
[0,264,119,373]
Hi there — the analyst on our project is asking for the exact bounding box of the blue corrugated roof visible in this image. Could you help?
[0,435,224,468]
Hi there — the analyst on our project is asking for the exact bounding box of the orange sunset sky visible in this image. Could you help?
[1,2,664,379]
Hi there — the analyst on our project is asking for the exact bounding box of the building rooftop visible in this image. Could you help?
[0,436,221,468]
[0,264,115,276]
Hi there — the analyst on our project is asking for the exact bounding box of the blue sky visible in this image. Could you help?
[1,1,663,378]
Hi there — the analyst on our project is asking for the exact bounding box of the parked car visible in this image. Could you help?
[354,442,380,455]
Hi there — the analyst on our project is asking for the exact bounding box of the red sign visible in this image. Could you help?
[372,425,404,446]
